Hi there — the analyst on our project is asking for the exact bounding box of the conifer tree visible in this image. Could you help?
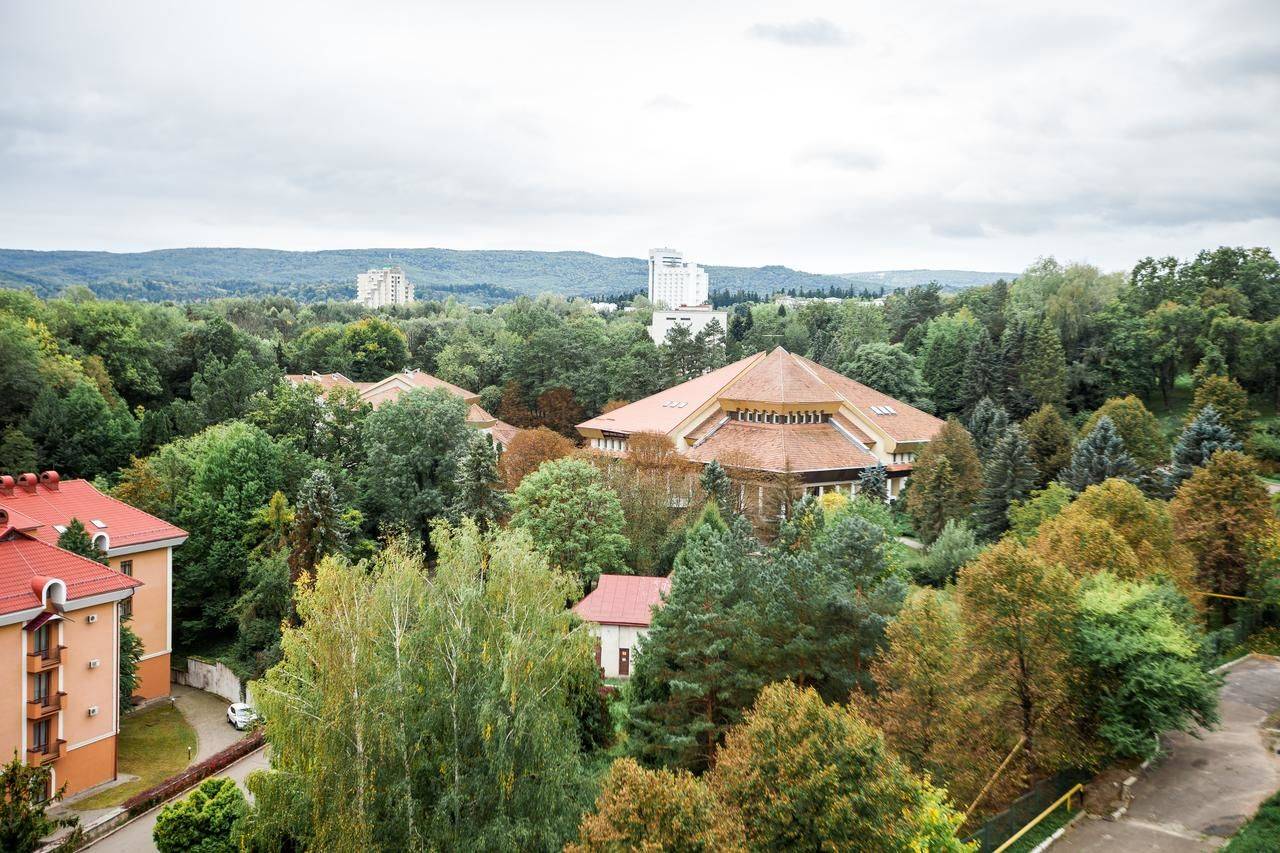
[1082,396,1167,469]
[1021,318,1068,410]
[288,469,351,585]
[1022,403,1073,486]
[967,397,1010,460]
[999,316,1037,418]
[1168,404,1242,488]
[961,327,1000,414]
[57,518,107,565]
[625,516,762,773]
[1059,416,1137,492]
[975,426,1038,540]
[449,431,508,530]
[905,418,983,544]
[1186,373,1253,438]
[856,462,888,503]
[698,460,733,515]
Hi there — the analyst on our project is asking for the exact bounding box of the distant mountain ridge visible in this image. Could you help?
[0,247,1015,304]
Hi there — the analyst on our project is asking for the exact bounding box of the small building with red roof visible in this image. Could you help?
[572,574,671,678]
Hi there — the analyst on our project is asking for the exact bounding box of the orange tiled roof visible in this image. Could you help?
[578,352,766,435]
[573,574,671,627]
[684,420,879,473]
[792,355,943,443]
[720,347,841,405]
[0,476,186,550]
[284,372,361,391]
[360,370,481,409]
[0,531,141,617]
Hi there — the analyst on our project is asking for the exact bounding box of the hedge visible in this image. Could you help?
[122,730,265,816]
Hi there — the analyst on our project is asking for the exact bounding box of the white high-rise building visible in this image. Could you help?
[648,248,709,308]
[356,266,414,308]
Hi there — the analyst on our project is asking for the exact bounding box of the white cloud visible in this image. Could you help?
[0,0,1276,275]
[746,18,851,47]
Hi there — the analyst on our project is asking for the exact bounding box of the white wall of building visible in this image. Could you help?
[649,307,728,345]
[356,266,415,308]
[589,623,649,678]
[648,248,709,308]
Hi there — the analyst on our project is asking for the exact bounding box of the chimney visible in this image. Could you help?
[0,476,12,497]
[39,471,60,491]
[17,473,38,494]
[0,508,8,527]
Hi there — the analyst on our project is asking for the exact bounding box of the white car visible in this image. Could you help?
[227,702,258,730]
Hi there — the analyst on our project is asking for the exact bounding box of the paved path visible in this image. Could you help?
[172,684,241,761]
[84,746,269,853]
[1057,656,1280,851]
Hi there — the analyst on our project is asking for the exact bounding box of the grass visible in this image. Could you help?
[1224,789,1280,851]
[73,702,197,810]
[1002,806,1079,853]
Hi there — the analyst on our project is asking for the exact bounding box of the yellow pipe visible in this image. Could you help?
[992,783,1084,853]
[1191,591,1258,602]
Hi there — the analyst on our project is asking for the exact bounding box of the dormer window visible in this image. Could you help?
[90,519,107,529]
[52,525,66,534]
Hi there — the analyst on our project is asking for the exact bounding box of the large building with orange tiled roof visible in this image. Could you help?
[0,470,186,798]
[286,368,519,447]
[577,347,944,502]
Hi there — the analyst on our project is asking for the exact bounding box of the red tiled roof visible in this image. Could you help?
[573,574,671,627]
[360,370,481,408]
[793,355,943,443]
[0,478,187,550]
[0,531,140,616]
[578,353,766,436]
[685,420,880,472]
[284,372,361,391]
[721,347,841,405]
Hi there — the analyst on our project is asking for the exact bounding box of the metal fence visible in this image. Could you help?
[963,768,1093,853]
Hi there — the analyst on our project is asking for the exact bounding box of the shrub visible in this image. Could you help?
[153,777,247,853]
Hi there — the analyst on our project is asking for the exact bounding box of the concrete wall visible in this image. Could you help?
[172,657,250,705]
[591,623,648,678]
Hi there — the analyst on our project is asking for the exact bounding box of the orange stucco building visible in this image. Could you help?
[0,471,186,797]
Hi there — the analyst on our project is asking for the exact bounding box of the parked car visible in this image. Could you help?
[227,702,259,730]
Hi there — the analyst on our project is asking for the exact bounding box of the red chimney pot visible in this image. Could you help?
[0,476,12,497]
[17,473,38,494]
[39,471,60,491]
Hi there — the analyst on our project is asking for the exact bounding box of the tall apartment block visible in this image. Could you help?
[356,265,414,308]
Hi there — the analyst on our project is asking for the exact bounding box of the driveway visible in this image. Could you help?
[1057,655,1280,851]
[172,683,242,761]
[84,746,269,853]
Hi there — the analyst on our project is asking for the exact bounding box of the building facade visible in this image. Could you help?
[648,307,729,345]
[572,574,670,678]
[577,347,944,506]
[648,248,709,308]
[355,265,414,308]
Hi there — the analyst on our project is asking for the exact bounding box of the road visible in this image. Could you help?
[171,683,242,761]
[1056,655,1280,851]
[84,746,268,852]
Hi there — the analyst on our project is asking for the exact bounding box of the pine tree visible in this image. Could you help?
[975,426,1038,540]
[967,397,1010,460]
[1021,403,1073,486]
[57,518,107,565]
[699,460,733,515]
[999,316,1037,418]
[1059,416,1137,492]
[1021,318,1068,410]
[961,327,1000,414]
[857,463,888,503]
[1168,404,1242,489]
[288,469,351,585]
[905,419,983,544]
[449,431,509,530]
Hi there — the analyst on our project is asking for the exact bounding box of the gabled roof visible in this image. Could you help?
[720,347,841,405]
[578,352,766,436]
[573,574,671,627]
[0,530,140,617]
[359,369,481,408]
[283,372,370,392]
[0,477,187,551]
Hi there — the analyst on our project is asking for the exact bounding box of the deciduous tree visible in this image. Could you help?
[905,418,983,543]
[1021,403,1073,486]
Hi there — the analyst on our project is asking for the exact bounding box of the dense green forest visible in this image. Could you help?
[4,245,1279,849]
[0,246,1010,304]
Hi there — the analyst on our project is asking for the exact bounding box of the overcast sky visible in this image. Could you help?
[1,0,1277,274]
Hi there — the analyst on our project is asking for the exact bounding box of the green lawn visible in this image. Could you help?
[1224,789,1280,851]
[1003,807,1078,853]
[74,702,197,810]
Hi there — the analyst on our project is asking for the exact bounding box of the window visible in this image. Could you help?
[33,624,50,655]
[120,560,133,577]
[120,596,132,619]
[32,718,49,751]
[33,671,50,703]
[618,648,631,677]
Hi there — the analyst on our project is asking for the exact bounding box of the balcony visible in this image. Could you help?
[26,646,65,674]
[27,740,64,767]
[26,692,65,721]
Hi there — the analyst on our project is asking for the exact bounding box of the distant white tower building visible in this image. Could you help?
[356,266,414,308]
[646,248,725,345]
[648,248,709,309]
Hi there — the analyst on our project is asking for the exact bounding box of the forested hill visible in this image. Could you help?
[0,246,1013,304]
